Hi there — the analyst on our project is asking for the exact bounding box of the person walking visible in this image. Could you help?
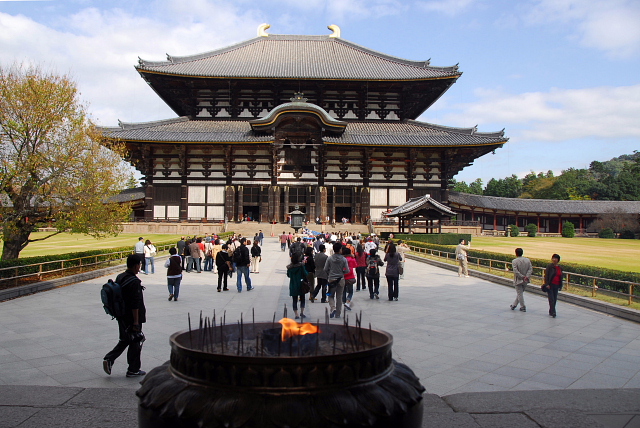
[396,240,409,279]
[215,244,232,291]
[250,240,262,273]
[366,248,384,300]
[183,240,193,273]
[543,254,563,318]
[234,238,253,292]
[165,247,182,301]
[143,239,156,275]
[302,246,316,301]
[355,243,367,291]
[176,237,186,270]
[203,239,214,271]
[511,248,533,312]
[342,247,357,311]
[311,244,329,303]
[384,243,401,301]
[280,232,288,252]
[287,253,309,320]
[103,254,147,378]
[455,239,471,277]
[134,237,146,274]
[258,230,264,246]
[211,239,223,274]
[324,242,349,319]
[189,238,204,273]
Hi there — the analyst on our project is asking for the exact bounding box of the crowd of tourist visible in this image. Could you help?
[282,231,408,319]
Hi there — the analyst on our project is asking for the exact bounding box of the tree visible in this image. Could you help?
[561,221,575,238]
[525,223,537,237]
[485,175,522,198]
[0,64,132,260]
[468,178,483,195]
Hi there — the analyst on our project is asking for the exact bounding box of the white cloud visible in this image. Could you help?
[0,2,262,125]
[430,84,640,142]
[272,0,406,20]
[526,0,640,58]
[416,0,476,16]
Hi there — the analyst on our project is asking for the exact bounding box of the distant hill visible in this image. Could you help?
[453,151,640,201]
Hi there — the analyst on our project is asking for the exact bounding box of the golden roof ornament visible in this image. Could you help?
[257,23,270,37]
[328,24,341,38]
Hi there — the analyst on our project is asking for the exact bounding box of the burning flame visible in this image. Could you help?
[279,318,321,342]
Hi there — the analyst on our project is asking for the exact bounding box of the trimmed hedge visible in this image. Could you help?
[599,228,615,239]
[405,241,640,295]
[380,233,472,245]
[0,240,176,280]
[525,223,538,237]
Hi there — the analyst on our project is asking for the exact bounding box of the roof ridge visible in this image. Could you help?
[137,34,460,74]
[406,120,506,138]
[117,116,189,130]
[138,37,263,67]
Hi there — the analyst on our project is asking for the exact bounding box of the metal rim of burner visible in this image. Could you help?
[168,323,394,390]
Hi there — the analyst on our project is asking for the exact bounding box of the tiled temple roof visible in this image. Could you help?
[386,195,457,217]
[136,34,461,81]
[99,117,506,147]
[449,192,640,215]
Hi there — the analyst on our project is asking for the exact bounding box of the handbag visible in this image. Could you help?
[398,265,404,276]
[300,278,311,294]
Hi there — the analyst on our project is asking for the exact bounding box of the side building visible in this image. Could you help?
[101,26,508,223]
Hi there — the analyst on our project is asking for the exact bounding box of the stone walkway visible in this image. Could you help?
[1,238,639,427]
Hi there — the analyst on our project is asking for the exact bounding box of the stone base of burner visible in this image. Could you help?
[137,359,424,428]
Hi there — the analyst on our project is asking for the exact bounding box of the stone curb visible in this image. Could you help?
[406,253,640,324]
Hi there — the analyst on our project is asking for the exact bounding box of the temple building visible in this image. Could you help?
[102,25,508,223]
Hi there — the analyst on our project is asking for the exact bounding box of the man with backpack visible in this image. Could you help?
[234,237,253,292]
[103,254,147,378]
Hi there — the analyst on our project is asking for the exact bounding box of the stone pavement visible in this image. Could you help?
[1,238,639,427]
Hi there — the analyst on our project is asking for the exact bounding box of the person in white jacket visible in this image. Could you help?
[143,240,157,275]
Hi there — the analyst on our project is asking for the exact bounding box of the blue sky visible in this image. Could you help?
[1,0,639,185]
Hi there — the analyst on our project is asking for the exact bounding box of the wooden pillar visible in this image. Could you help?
[307,186,313,223]
[493,210,498,230]
[283,186,290,221]
[579,216,584,234]
[360,187,370,224]
[268,185,280,223]
[224,186,235,221]
[558,215,563,234]
[144,183,154,221]
[352,186,359,223]
[236,185,244,221]
[318,187,328,221]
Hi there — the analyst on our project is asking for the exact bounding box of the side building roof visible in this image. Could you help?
[449,192,640,215]
[99,117,507,147]
[136,34,461,81]
[386,195,457,217]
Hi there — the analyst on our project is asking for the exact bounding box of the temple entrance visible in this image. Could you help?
[335,207,352,223]
[243,206,260,221]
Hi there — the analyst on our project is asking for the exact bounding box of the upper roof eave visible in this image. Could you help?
[135,34,462,80]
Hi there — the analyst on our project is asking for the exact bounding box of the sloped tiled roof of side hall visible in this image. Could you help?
[99,117,506,147]
[136,34,461,81]
[449,192,640,215]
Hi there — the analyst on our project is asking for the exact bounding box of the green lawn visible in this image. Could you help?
[468,236,640,273]
[4,233,180,258]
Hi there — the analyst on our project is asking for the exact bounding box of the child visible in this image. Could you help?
[342,247,357,311]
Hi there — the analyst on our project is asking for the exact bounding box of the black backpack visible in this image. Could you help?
[233,246,244,264]
[367,256,380,276]
[101,276,135,320]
